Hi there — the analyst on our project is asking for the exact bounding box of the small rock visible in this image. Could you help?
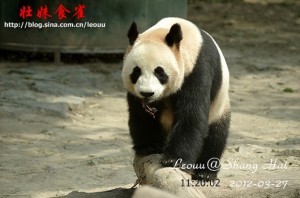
[276,149,300,158]
[255,64,269,71]
[41,130,55,136]
[224,19,237,26]
[87,160,96,166]
[45,166,55,173]
[96,91,103,96]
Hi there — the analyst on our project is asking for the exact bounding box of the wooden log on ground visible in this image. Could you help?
[133,154,206,198]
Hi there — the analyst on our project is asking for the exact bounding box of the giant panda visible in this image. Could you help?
[122,17,230,181]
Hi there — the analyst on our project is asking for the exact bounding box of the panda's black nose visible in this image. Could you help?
[140,92,154,98]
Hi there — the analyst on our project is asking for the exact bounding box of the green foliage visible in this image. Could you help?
[283,88,294,93]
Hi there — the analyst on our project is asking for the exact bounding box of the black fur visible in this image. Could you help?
[130,66,141,84]
[165,24,182,47]
[193,111,230,181]
[127,22,139,45]
[189,30,230,181]
[199,30,223,103]
[154,66,169,85]
[126,28,230,181]
[127,93,166,155]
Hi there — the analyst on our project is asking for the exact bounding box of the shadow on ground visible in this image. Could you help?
[56,188,135,198]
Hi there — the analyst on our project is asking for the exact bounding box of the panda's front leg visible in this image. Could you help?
[160,92,210,173]
[160,113,208,169]
[127,93,166,155]
[193,113,230,181]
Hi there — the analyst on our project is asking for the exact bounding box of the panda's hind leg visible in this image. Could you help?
[192,112,230,181]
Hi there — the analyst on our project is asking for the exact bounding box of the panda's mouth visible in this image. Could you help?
[142,99,158,118]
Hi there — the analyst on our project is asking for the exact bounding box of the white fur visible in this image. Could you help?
[123,40,182,101]
[207,32,230,124]
[139,17,202,76]
[123,17,203,101]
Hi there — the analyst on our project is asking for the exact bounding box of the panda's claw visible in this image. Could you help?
[160,155,181,167]
[192,170,218,181]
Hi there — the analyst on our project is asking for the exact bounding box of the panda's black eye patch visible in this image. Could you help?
[154,66,168,84]
[130,66,141,84]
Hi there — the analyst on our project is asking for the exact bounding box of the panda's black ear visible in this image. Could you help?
[127,22,139,45]
[165,23,182,47]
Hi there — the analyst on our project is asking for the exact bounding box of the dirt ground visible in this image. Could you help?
[0,1,299,198]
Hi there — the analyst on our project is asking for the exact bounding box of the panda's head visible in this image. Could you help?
[122,22,184,103]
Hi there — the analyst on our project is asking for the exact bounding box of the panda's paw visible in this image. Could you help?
[192,170,218,181]
[160,155,182,168]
